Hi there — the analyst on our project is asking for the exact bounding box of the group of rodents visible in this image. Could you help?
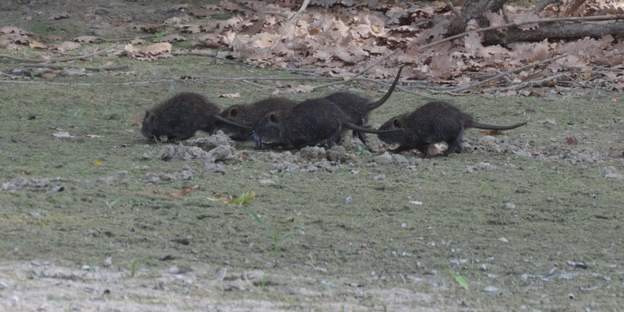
[141,66,527,157]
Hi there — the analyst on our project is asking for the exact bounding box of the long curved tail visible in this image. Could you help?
[470,121,527,131]
[214,115,252,130]
[368,65,405,110]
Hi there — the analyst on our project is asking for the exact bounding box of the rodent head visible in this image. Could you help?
[219,105,250,140]
[141,110,161,141]
[252,111,284,148]
[378,115,406,144]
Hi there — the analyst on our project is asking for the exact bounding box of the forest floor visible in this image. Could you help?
[1,1,624,311]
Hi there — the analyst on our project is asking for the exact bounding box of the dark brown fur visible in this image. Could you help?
[218,97,297,141]
[323,65,404,145]
[141,92,248,142]
[378,101,527,156]
[252,98,397,149]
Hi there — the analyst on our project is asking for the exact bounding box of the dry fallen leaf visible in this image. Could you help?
[195,33,222,48]
[29,40,47,49]
[53,41,81,52]
[124,42,172,60]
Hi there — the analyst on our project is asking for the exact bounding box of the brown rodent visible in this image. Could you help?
[252,98,399,149]
[378,101,527,156]
[141,92,248,142]
[218,97,298,141]
[323,65,404,145]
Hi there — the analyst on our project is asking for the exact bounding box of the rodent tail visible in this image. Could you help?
[470,121,527,131]
[214,115,252,130]
[368,65,405,110]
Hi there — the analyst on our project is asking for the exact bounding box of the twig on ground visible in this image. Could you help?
[451,54,566,93]
[488,73,569,92]
[19,64,129,72]
[241,79,271,90]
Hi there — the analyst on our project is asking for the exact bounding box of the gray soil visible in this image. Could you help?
[1,1,624,311]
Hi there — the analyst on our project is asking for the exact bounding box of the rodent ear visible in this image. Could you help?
[269,113,279,124]
[229,107,239,118]
[393,118,401,128]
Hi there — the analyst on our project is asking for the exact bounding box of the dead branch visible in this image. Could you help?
[489,20,624,44]
[489,73,570,92]
[317,14,624,90]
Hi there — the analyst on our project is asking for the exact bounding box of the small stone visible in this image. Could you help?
[503,202,516,209]
[409,200,423,206]
[176,167,194,180]
[203,162,226,174]
[0,281,8,289]
[373,174,385,181]
[160,145,209,161]
[144,172,165,184]
[392,154,409,165]
[141,152,153,160]
[271,161,300,173]
[168,265,192,275]
[298,146,326,161]
[259,179,277,186]
[427,142,448,156]
[483,286,499,295]
[327,146,349,162]
[204,145,236,163]
[567,260,588,269]
[47,184,64,193]
[479,135,498,145]
[103,257,113,267]
[374,152,393,165]
[186,131,233,149]
[52,131,75,139]
[498,237,509,243]
[400,223,407,228]
[542,119,557,128]
[601,166,623,180]
[480,264,488,271]
[344,196,352,204]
